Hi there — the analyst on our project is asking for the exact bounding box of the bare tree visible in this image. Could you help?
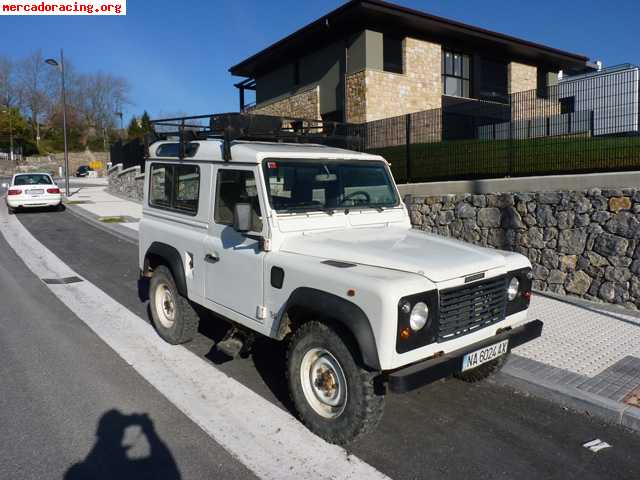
[0,55,16,106]
[16,50,56,140]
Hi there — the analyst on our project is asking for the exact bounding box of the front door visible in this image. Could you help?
[203,166,266,322]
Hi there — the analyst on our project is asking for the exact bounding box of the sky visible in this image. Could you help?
[3,0,639,124]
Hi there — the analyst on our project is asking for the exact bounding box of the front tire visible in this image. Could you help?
[287,321,384,445]
[149,265,199,344]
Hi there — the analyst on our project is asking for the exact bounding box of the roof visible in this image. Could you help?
[149,139,385,164]
[230,0,589,78]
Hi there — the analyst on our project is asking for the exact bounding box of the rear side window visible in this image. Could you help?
[149,163,200,215]
[14,174,53,186]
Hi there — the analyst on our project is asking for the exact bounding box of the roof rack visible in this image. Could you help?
[147,113,365,161]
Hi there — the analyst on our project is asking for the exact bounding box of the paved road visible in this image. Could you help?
[5,205,640,479]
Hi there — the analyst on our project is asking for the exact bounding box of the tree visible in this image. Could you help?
[127,116,143,139]
[16,50,56,141]
[140,111,153,134]
[0,56,17,107]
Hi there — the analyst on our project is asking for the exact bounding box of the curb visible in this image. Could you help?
[65,204,138,245]
[496,360,640,434]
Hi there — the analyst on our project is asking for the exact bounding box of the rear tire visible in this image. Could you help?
[287,321,384,445]
[7,206,14,215]
[454,353,509,383]
[149,265,199,344]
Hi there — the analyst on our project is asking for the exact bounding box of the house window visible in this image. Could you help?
[442,50,470,98]
[559,97,575,114]
[537,69,549,98]
[383,36,403,74]
[479,58,508,103]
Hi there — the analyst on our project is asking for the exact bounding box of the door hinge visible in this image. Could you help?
[256,305,268,320]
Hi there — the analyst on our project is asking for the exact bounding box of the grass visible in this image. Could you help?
[98,216,126,223]
[368,136,640,183]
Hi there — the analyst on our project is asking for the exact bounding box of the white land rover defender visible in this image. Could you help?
[139,114,542,445]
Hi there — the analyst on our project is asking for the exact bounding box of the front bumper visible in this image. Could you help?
[387,319,543,393]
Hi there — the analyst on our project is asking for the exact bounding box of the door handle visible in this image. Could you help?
[204,253,219,263]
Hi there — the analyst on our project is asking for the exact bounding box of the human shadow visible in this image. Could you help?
[65,409,181,480]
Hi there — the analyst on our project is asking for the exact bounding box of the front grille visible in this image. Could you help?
[437,275,507,342]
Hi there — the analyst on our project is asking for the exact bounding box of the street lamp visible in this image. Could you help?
[45,50,70,197]
[115,111,124,137]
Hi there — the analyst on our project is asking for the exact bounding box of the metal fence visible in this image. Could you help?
[359,67,640,183]
[110,138,145,171]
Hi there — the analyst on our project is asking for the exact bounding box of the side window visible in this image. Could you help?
[149,163,200,215]
[214,169,262,231]
[150,164,173,208]
[174,165,200,214]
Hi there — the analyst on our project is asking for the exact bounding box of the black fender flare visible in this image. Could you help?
[285,287,381,371]
[144,242,188,297]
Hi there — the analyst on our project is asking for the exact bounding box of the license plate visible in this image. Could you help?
[30,189,44,195]
[461,339,509,372]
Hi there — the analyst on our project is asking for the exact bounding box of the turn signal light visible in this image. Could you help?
[7,189,21,195]
[522,291,532,300]
[47,187,60,194]
[399,327,411,340]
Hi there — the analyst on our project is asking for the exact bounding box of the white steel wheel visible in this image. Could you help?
[300,347,348,419]
[154,282,176,329]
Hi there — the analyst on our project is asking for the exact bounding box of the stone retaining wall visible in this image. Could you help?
[406,188,640,310]
[107,164,144,203]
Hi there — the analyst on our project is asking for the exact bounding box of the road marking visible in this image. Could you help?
[582,439,612,452]
[0,206,390,480]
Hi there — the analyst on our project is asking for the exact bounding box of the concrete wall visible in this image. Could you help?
[405,188,640,311]
[16,151,109,176]
[398,171,640,196]
[255,41,343,116]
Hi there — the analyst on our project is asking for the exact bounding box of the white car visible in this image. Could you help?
[4,173,63,213]
[138,114,543,445]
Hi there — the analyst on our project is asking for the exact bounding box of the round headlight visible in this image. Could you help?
[507,277,520,301]
[410,302,429,331]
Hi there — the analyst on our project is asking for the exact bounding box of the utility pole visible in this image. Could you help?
[45,49,70,197]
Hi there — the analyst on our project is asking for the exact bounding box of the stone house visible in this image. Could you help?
[229,0,592,129]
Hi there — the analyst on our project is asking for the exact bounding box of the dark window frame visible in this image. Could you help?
[559,96,575,115]
[383,35,404,74]
[148,162,200,216]
[478,57,509,104]
[442,49,471,98]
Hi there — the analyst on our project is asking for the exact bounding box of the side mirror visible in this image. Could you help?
[233,203,252,232]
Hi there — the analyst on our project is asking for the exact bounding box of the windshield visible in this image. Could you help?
[263,159,398,213]
[14,174,53,186]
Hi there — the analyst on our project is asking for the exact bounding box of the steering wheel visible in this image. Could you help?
[341,190,371,205]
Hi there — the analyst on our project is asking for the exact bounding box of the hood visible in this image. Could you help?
[280,227,509,283]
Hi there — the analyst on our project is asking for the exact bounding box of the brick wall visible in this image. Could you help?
[251,85,321,120]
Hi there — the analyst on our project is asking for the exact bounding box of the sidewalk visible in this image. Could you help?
[64,185,141,244]
[65,184,640,433]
